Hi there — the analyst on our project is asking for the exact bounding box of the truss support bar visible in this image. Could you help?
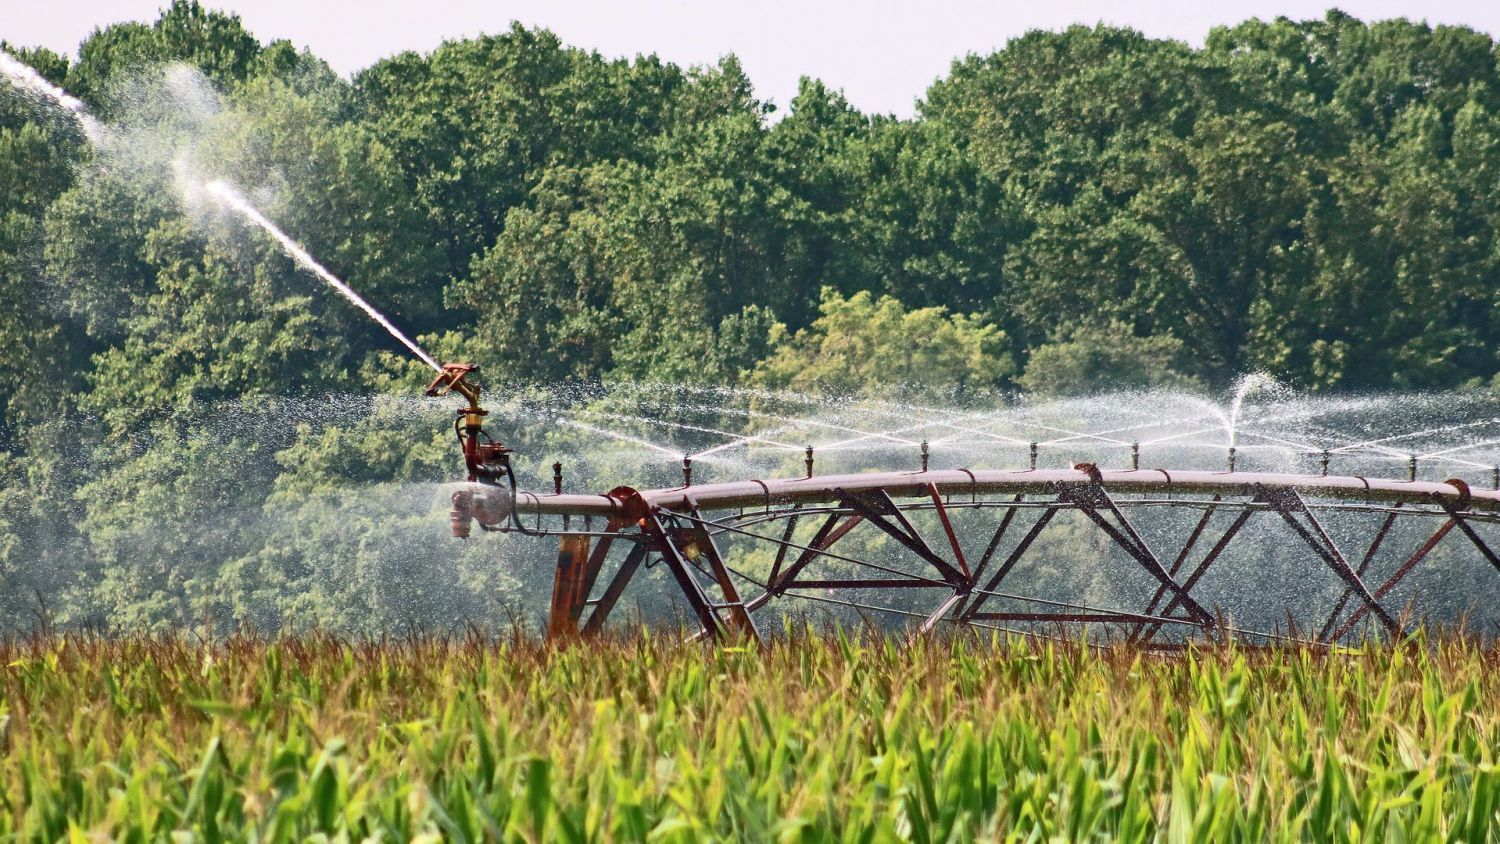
[840,489,966,585]
[1136,508,1255,645]
[927,483,971,580]
[1260,486,1401,637]
[959,503,1061,621]
[767,513,865,596]
[685,498,762,645]
[1329,518,1457,641]
[1062,479,1213,626]
[789,578,946,589]
[1319,507,1402,641]
[581,543,647,637]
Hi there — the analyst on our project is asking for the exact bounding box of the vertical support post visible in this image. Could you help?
[547,534,591,640]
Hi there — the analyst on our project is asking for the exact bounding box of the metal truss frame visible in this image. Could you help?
[523,467,1500,647]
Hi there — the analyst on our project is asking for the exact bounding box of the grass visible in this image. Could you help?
[1,627,1497,842]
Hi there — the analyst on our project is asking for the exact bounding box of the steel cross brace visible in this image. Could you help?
[1256,485,1401,638]
[1057,476,1214,627]
[837,488,968,585]
[1134,507,1253,645]
[1129,496,1221,643]
[580,542,648,637]
[1318,507,1403,641]
[1326,495,1500,640]
[681,496,762,644]
[958,500,1060,622]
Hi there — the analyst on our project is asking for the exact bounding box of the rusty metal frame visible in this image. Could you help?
[521,468,1500,645]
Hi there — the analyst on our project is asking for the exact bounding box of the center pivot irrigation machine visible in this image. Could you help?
[426,363,1500,648]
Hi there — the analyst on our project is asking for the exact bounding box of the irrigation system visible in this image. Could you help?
[7,53,1495,647]
[429,365,1500,648]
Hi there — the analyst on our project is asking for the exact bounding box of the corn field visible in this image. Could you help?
[1,628,1497,841]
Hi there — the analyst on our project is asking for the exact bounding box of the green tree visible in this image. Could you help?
[751,288,1013,400]
[1016,320,1202,396]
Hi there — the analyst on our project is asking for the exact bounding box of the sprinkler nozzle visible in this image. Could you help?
[805,445,815,478]
[1029,442,1038,471]
[1226,447,1237,473]
[920,440,929,472]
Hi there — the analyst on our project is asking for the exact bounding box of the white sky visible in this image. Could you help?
[5,1,1499,117]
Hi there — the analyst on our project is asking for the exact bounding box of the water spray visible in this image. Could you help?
[204,180,442,372]
[0,51,105,143]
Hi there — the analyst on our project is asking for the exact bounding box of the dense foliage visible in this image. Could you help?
[3,3,1500,631]
[2,630,1498,839]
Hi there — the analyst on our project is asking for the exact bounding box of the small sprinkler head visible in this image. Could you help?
[1408,454,1418,482]
[682,454,693,487]
[920,439,930,472]
[1320,449,1331,477]
[1226,446,1237,473]
[805,445,815,478]
[553,461,563,495]
[1492,466,1498,491]
[1130,442,1140,471]
[1029,441,1038,471]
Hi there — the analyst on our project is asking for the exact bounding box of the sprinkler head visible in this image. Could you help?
[1226,446,1237,473]
[805,445,815,478]
[920,440,929,472]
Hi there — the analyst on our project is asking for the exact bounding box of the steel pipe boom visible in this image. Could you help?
[499,468,1497,523]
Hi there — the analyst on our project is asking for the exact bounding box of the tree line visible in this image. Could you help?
[1,3,1498,630]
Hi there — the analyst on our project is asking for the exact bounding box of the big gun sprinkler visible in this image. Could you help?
[425,363,513,537]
